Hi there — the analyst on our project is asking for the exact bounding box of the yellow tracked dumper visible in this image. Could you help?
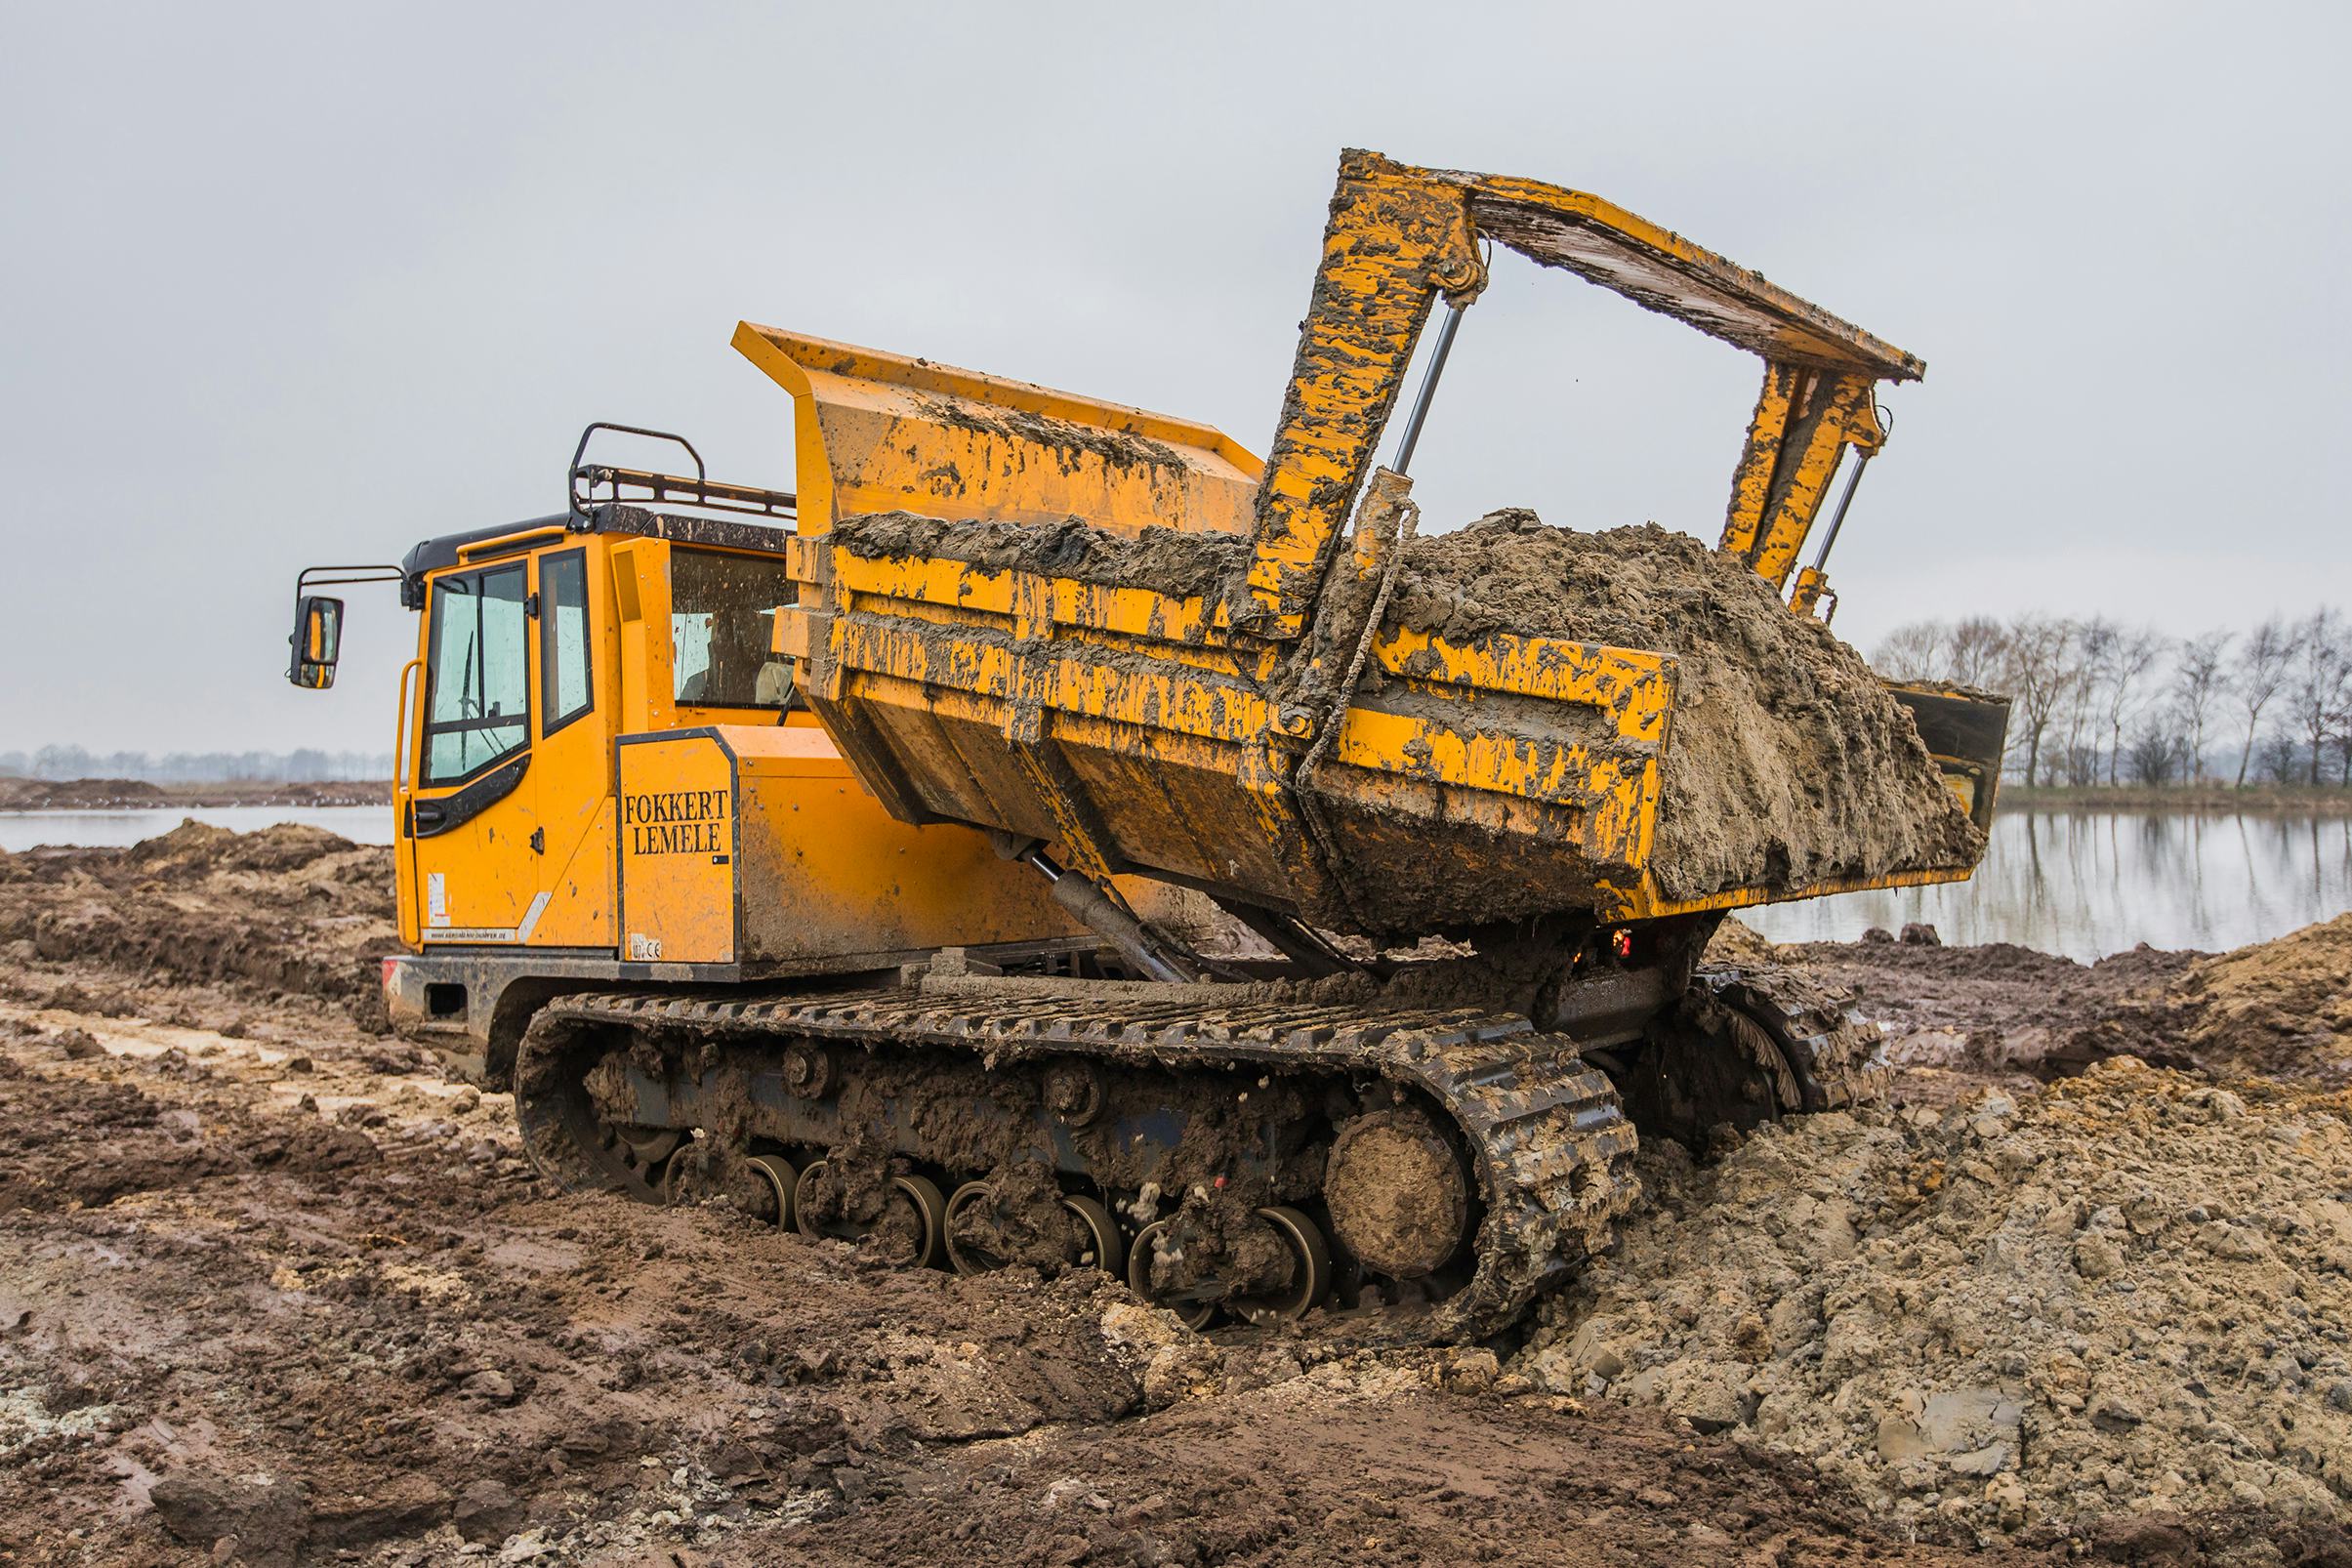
[289,151,2006,1339]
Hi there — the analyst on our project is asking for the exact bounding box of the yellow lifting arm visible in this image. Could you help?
[1238,149,1924,637]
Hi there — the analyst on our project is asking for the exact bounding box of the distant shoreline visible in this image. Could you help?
[0,778,392,810]
[1999,783,2352,814]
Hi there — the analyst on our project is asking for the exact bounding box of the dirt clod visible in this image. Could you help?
[149,1469,312,1564]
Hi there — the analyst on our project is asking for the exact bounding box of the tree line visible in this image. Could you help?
[1874,608,2351,789]
[0,747,393,785]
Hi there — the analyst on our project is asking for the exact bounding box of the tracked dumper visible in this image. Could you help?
[290,152,2007,1341]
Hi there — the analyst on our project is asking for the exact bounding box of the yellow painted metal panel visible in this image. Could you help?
[618,735,739,964]
[1745,375,1877,590]
[721,723,1082,962]
[1369,628,1675,739]
[732,325,1261,538]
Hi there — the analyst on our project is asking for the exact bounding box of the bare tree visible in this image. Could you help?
[2125,713,2189,786]
[2171,630,2232,782]
[1947,616,2009,688]
[2232,616,2299,787]
[1873,621,1950,681]
[2258,730,2302,785]
[2064,617,2116,784]
[2286,608,2352,785]
[2001,614,2078,787]
[2097,628,2166,786]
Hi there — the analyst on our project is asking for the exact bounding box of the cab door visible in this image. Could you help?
[521,545,618,948]
[408,559,540,942]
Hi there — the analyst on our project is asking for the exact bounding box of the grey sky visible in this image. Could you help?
[4,2,2346,757]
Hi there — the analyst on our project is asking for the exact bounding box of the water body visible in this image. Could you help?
[1748,810,2352,962]
[4,805,2345,964]
[0,805,394,851]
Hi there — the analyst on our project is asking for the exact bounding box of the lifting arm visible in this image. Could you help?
[1235,150,1924,638]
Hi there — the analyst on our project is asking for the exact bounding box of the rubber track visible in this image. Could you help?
[1700,964,1890,1114]
[531,985,1641,1341]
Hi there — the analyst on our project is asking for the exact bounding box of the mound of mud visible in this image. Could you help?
[0,776,167,810]
[1388,514,1981,900]
[0,820,398,1026]
[1517,1058,2352,1535]
[834,509,1980,906]
[2170,914,2352,1085]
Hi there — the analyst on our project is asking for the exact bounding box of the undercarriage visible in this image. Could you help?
[507,947,1886,1341]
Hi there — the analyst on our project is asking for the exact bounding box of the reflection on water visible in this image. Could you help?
[0,805,394,852]
[1748,811,2352,962]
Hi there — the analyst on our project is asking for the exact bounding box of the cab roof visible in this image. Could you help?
[398,504,795,607]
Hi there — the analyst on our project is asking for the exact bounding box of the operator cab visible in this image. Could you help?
[285,423,1085,1083]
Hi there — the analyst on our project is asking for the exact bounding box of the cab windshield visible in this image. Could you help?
[421,563,530,784]
[671,547,796,708]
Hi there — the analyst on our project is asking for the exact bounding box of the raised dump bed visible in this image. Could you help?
[734,152,2004,940]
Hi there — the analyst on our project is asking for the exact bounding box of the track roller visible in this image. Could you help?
[745,1153,798,1229]
[792,1160,947,1268]
[1128,1206,1333,1328]
[1230,1206,1334,1326]
[944,1180,1125,1278]
[1128,1219,1216,1329]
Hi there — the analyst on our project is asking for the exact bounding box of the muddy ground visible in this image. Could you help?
[2,829,2349,1566]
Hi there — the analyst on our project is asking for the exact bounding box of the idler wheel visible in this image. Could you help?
[792,1160,946,1268]
[513,1025,676,1203]
[945,1180,1126,1278]
[1323,1108,1471,1279]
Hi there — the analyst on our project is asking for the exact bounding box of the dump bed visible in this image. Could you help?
[735,151,2000,938]
[740,331,1983,937]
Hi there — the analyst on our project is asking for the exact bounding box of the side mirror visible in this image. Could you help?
[288,595,344,689]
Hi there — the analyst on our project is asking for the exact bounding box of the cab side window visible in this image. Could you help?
[670,547,796,707]
[422,563,529,784]
[540,550,593,734]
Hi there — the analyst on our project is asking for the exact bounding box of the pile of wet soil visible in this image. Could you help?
[1784,937,2204,1103]
[1794,921,2352,1094]
[2168,914,2352,1085]
[1516,1057,2352,1537]
[1388,513,1982,900]
[0,819,398,1029]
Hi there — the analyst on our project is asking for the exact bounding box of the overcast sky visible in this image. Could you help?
[4,2,2347,757]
